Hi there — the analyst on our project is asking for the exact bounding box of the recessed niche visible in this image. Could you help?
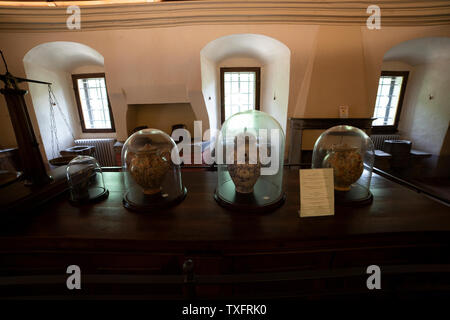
[200,33,291,133]
[126,103,197,137]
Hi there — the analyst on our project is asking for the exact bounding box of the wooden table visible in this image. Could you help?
[0,169,449,299]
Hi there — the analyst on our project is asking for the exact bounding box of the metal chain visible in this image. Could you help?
[48,84,76,159]
[48,86,59,159]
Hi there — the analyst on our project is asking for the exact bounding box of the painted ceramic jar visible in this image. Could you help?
[227,133,261,194]
[323,144,364,191]
[129,144,171,195]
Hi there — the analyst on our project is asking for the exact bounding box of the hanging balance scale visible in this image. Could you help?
[0,50,53,186]
[47,84,77,166]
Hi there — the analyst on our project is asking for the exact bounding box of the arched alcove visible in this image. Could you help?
[384,37,450,66]
[380,37,450,156]
[23,41,104,72]
[200,34,291,134]
[23,41,108,162]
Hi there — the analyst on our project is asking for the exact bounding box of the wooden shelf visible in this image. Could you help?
[0,169,449,299]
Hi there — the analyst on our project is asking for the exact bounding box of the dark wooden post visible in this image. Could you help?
[183,259,196,299]
[0,87,51,185]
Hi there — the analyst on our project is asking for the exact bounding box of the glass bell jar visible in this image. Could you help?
[214,110,286,212]
[66,155,109,204]
[121,128,187,212]
[312,125,375,205]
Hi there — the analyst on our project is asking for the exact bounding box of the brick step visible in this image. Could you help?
[374,150,392,158]
[410,149,432,158]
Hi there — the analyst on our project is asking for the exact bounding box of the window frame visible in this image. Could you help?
[72,73,116,133]
[372,70,409,134]
[220,67,261,124]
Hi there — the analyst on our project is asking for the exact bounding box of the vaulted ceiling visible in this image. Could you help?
[384,37,450,65]
[0,0,168,6]
[1,1,450,32]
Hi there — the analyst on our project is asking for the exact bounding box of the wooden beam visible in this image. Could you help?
[0,1,449,31]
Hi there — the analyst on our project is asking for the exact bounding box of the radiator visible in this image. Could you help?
[370,134,401,150]
[74,138,116,167]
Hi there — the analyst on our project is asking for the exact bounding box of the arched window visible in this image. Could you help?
[220,67,260,123]
[72,73,115,133]
[372,71,409,133]
[201,34,290,133]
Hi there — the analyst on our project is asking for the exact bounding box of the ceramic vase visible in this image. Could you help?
[323,145,363,191]
[227,134,261,194]
[129,144,171,195]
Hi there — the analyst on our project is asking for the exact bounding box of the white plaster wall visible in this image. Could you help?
[380,38,450,156]
[263,56,290,136]
[0,24,449,158]
[200,55,219,133]
[0,25,316,152]
[305,26,369,117]
[23,64,77,161]
[398,60,450,155]
[381,61,414,72]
